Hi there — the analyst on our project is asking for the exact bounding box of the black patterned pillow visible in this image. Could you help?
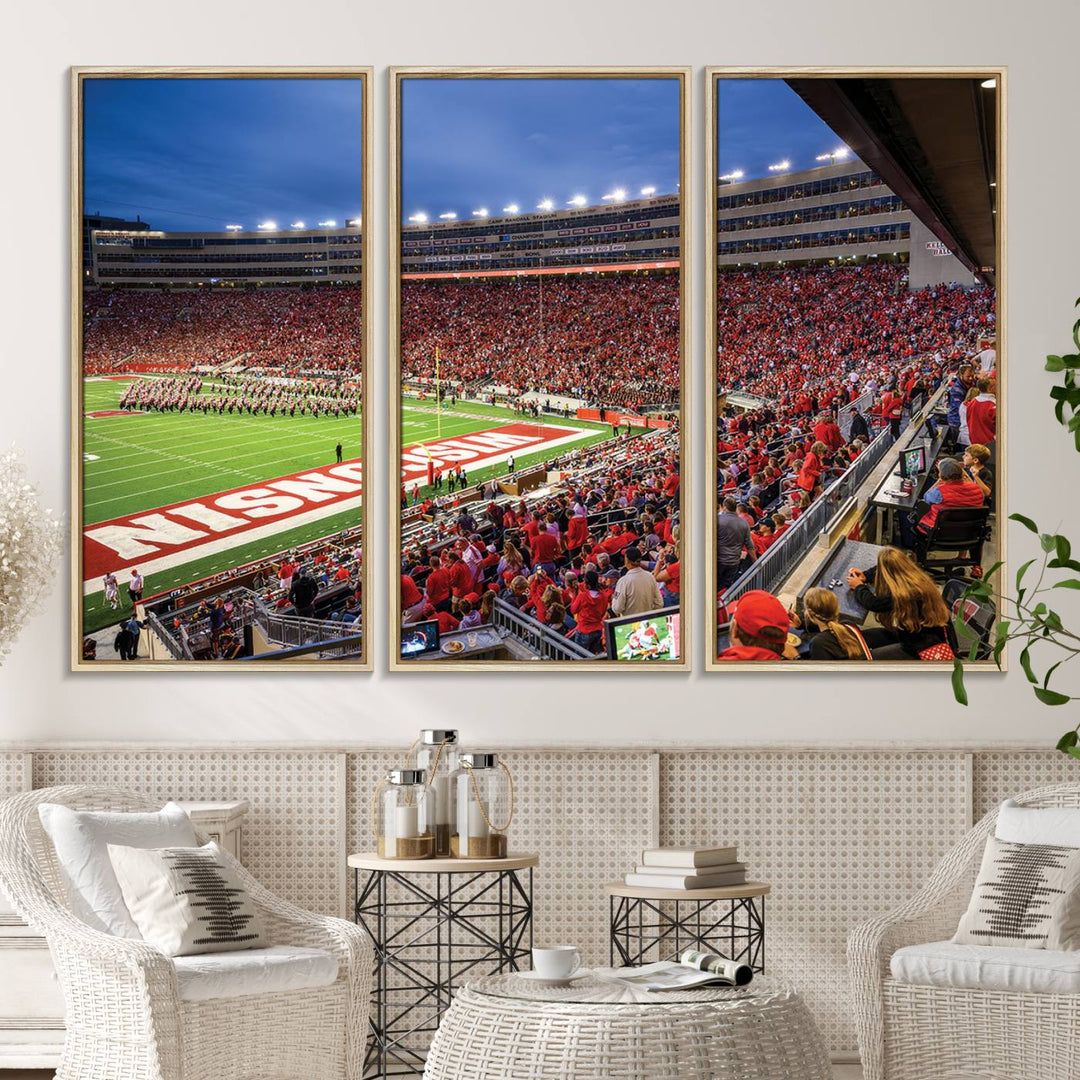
[107,841,266,956]
[953,835,1080,949]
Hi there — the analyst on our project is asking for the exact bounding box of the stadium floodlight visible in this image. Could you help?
[767,160,791,172]
[536,198,555,211]
[345,217,361,227]
[257,221,278,231]
[408,212,429,223]
[981,77,997,89]
[640,186,656,196]
[816,147,851,164]
[439,212,457,220]
[317,219,337,227]
[601,188,627,203]
[719,170,744,182]
[472,208,489,218]
[225,224,243,231]
[567,194,587,207]
[502,203,520,214]
[290,221,306,229]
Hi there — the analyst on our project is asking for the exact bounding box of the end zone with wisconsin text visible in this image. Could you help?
[82,422,591,592]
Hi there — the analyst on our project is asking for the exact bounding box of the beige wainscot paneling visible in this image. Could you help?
[658,750,969,1054]
[971,749,1080,819]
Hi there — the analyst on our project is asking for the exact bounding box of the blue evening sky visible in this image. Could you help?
[82,78,363,231]
[717,79,845,181]
[401,78,680,219]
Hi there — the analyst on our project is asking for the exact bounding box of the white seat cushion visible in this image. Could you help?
[173,945,339,1002]
[892,940,1080,995]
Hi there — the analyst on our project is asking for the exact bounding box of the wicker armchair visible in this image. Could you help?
[0,786,373,1080]
[849,783,1080,1080]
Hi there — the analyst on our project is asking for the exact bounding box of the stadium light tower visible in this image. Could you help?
[601,188,627,203]
[567,194,587,207]
[536,198,555,211]
[640,186,656,196]
[767,160,791,173]
[439,212,457,220]
[290,221,306,229]
[472,208,489,218]
[815,147,850,164]
[257,221,278,231]
[225,224,243,232]
[719,170,744,182]
[318,219,337,227]
[408,212,429,223]
[502,203,519,214]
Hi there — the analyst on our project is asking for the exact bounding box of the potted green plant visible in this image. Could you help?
[952,298,1080,760]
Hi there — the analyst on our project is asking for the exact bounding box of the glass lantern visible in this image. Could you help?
[415,729,461,857]
[452,753,513,859]
[376,769,435,859]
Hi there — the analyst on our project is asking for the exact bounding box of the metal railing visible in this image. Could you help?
[491,598,596,660]
[721,426,894,606]
[253,605,362,653]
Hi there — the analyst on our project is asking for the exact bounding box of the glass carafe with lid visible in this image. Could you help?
[376,769,435,859]
[452,752,513,859]
[414,729,461,857]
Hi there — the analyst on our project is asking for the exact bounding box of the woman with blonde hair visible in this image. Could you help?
[846,546,957,660]
[790,587,872,661]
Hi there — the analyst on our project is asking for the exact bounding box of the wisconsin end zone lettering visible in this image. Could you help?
[83,460,366,582]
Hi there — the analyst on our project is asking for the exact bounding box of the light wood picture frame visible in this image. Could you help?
[71,67,374,670]
[389,67,691,672]
[704,67,1006,671]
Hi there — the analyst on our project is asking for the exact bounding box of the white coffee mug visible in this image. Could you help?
[532,945,581,979]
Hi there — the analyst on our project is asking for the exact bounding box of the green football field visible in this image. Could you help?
[81,379,618,635]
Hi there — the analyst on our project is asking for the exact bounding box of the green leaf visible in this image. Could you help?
[1048,558,1080,572]
[1041,534,1058,554]
[1057,731,1079,752]
[1020,646,1037,684]
[1010,514,1039,535]
[1066,746,1080,763]
[1053,579,1080,590]
[1034,687,1073,706]
[1058,536,1073,562]
[980,560,1004,581]
[951,659,968,706]
[1016,558,1036,593]
[1047,355,1066,372]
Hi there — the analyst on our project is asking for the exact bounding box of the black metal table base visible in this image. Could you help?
[609,893,765,972]
[355,866,533,1078]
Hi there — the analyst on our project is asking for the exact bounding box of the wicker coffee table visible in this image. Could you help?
[423,971,830,1079]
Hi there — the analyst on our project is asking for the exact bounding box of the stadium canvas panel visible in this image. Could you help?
[390,68,690,670]
[706,69,1004,670]
[72,69,373,669]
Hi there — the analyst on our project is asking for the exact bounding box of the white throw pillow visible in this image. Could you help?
[108,841,266,957]
[996,798,1080,848]
[38,801,197,937]
[953,834,1080,950]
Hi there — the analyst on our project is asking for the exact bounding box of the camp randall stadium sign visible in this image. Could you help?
[82,422,591,590]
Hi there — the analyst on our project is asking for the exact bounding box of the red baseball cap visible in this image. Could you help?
[727,590,789,637]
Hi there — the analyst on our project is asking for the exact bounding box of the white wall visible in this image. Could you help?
[1,0,1077,747]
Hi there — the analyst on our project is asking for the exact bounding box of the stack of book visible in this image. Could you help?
[624,845,747,890]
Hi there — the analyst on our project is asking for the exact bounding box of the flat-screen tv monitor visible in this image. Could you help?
[401,619,440,659]
[899,444,926,479]
[604,609,680,662]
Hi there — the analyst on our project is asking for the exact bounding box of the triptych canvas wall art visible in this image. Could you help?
[70,66,1003,673]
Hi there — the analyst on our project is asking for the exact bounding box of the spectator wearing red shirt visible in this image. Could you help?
[916,459,985,533]
[570,570,612,654]
[966,378,997,454]
[424,558,452,614]
[797,442,827,493]
[566,509,590,553]
[717,590,790,662]
[446,552,474,606]
[531,528,562,574]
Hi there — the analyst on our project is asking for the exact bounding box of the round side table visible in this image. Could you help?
[605,880,771,971]
[423,972,831,1080]
[349,852,539,1078]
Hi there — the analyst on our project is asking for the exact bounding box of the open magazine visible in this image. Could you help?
[595,949,753,992]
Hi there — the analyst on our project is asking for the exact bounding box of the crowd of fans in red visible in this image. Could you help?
[83,286,363,374]
[400,273,680,409]
[400,430,681,656]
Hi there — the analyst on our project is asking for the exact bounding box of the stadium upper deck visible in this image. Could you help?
[88,222,362,286]
[716,158,973,289]
[401,193,679,275]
